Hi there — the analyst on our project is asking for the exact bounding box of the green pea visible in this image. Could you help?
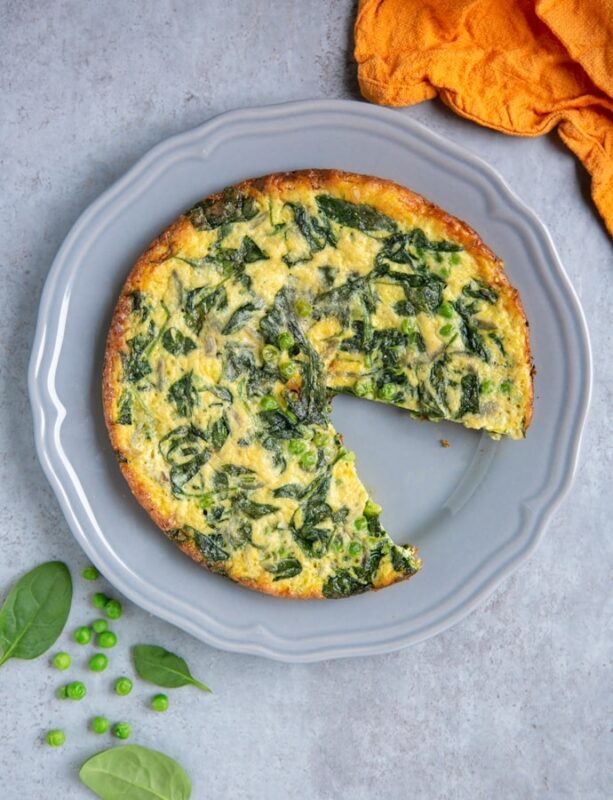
[92,592,109,609]
[363,500,382,518]
[400,318,414,335]
[451,253,462,265]
[354,517,368,532]
[288,439,307,455]
[92,618,108,634]
[114,677,133,696]
[500,380,512,395]
[299,451,318,471]
[74,626,92,645]
[439,324,453,337]
[259,395,278,411]
[278,331,294,351]
[438,302,454,319]
[378,384,396,402]
[198,493,215,510]
[348,541,362,556]
[97,631,117,649]
[312,431,328,447]
[331,537,344,553]
[295,299,312,317]
[90,716,109,734]
[89,653,109,672]
[262,344,279,364]
[66,681,87,701]
[480,379,495,395]
[82,565,100,581]
[46,729,65,747]
[52,652,71,671]
[354,378,372,397]
[151,694,169,712]
[105,599,123,620]
[112,722,131,740]
[279,360,298,380]
[439,266,451,279]
[56,686,68,700]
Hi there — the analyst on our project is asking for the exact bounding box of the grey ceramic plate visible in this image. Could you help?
[29,99,591,662]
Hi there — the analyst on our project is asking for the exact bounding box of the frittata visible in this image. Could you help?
[103,170,533,599]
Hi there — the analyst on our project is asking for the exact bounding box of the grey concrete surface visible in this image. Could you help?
[1,1,611,797]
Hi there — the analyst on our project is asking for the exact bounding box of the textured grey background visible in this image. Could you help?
[1,1,611,798]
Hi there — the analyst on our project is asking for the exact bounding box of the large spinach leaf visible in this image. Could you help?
[80,744,192,800]
[0,561,72,667]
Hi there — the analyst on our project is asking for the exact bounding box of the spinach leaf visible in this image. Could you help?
[129,291,151,321]
[430,358,448,410]
[222,302,259,335]
[457,373,480,417]
[133,644,211,692]
[184,285,227,335]
[162,328,197,356]
[391,546,419,575]
[0,561,72,667]
[405,228,462,252]
[235,496,278,519]
[207,413,230,451]
[240,236,268,263]
[287,203,336,251]
[167,372,198,418]
[381,268,444,313]
[124,321,156,383]
[116,390,132,425]
[159,425,210,496]
[80,744,192,800]
[318,265,337,286]
[322,570,371,599]
[258,409,301,439]
[223,345,256,382]
[362,543,386,578]
[462,279,498,304]
[489,332,506,356]
[273,483,306,499]
[454,300,489,361]
[188,188,258,230]
[266,558,302,581]
[417,383,444,419]
[316,195,397,234]
[293,526,330,557]
[193,532,230,563]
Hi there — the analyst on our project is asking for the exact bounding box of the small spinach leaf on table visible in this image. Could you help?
[80,744,192,800]
[0,561,72,667]
[132,644,211,692]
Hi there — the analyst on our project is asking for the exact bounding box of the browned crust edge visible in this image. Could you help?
[102,169,533,597]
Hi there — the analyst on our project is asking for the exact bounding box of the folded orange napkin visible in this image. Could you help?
[355,0,613,237]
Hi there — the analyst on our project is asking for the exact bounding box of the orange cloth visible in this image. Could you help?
[355,0,613,237]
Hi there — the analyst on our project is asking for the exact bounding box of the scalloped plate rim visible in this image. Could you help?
[28,99,591,662]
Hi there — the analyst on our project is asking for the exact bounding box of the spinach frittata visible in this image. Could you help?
[103,170,533,598]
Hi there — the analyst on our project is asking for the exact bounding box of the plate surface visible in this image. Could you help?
[29,100,591,662]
